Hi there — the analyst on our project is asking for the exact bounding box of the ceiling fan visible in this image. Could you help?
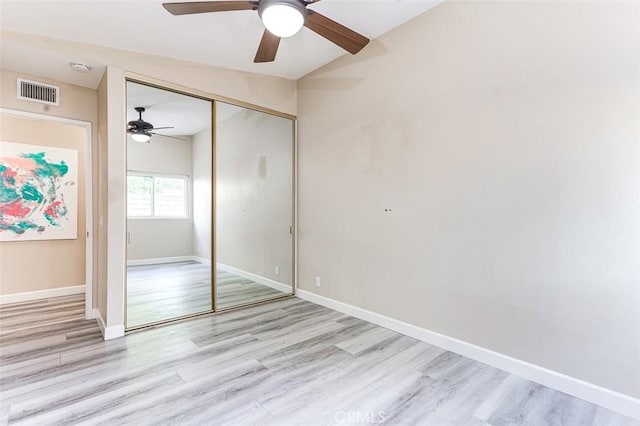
[127,107,176,143]
[162,0,370,63]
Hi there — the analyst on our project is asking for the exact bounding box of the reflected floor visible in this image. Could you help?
[216,268,286,310]
[126,261,287,328]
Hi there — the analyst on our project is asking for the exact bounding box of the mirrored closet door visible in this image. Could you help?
[215,102,295,310]
[125,81,213,328]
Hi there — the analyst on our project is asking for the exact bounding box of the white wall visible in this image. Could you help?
[126,134,194,261]
[216,103,294,286]
[105,66,126,331]
[97,72,108,320]
[192,127,212,261]
[297,0,640,402]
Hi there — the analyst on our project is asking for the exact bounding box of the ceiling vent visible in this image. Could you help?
[16,78,60,106]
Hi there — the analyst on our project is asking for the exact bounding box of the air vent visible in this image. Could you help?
[17,78,60,106]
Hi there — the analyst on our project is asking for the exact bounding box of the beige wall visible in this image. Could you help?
[192,127,212,261]
[127,134,194,261]
[0,116,86,294]
[2,29,296,330]
[0,69,97,122]
[216,103,294,287]
[0,69,97,305]
[297,0,640,399]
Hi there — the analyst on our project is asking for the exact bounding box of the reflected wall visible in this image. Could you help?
[125,81,212,328]
[215,102,294,309]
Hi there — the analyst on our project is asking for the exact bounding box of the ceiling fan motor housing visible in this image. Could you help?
[129,107,154,131]
[258,0,308,18]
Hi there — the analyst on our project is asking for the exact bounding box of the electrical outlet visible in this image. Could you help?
[275,266,279,275]
[315,276,321,287]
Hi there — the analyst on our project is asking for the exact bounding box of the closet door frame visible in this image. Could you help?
[123,73,296,331]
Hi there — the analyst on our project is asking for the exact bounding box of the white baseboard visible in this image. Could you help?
[217,263,292,294]
[127,256,194,266]
[0,285,85,305]
[94,308,125,340]
[192,256,211,265]
[296,290,640,420]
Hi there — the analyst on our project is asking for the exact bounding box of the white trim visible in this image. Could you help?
[0,108,94,320]
[94,308,125,340]
[192,256,211,265]
[0,108,91,128]
[127,256,195,267]
[296,290,640,420]
[0,285,85,305]
[293,119,298,295]
[84,121,94,320]
[217,263,292,294]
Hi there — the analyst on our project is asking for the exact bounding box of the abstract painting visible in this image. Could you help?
[0,141,78,241]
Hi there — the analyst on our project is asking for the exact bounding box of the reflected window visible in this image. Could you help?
[127,173,188,218]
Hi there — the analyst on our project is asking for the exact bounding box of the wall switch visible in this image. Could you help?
[315,276,321,287]
[275,266,279,275]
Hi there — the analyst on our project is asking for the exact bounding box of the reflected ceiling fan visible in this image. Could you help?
[162,0,370,63]
[127,107,179,143]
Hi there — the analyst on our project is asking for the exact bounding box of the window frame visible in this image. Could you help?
[126,171,191,220]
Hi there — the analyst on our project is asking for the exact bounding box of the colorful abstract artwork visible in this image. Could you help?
[0,141,78,241]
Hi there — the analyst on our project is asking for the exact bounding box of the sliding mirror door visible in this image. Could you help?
[126,81,213,328]
[215,102,294,309]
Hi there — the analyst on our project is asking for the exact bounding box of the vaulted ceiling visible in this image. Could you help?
[0,0,443,87]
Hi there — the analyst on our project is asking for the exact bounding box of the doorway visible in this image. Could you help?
[0,109,93,319]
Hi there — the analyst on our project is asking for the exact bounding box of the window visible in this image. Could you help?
[127,173,189,218]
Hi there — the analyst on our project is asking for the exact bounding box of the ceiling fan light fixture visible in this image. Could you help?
[259,0,306,38]
[130,131,151,143]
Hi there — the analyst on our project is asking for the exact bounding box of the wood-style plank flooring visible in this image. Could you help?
[0,295,637,425]
[127,262,287,328]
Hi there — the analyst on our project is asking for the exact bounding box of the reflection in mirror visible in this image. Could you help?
[125,81,212,328]
[215,102,294,309]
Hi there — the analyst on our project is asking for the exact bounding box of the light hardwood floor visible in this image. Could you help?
[127,261,288,328]
[0,294,637,425]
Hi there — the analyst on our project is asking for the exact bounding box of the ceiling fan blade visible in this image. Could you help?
[304,10,369,55]
[163,1,256,16]
[150,132,188,141]
[150,126,174,130]
[254,30,281,63]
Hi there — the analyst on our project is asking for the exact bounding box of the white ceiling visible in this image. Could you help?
[126,81,212,137]
[127,82,252,137]
[0,0,443,85]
